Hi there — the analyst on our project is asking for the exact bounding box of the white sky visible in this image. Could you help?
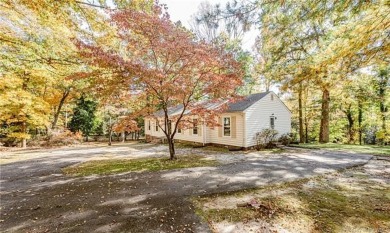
[160,0,230,27]
[159,0,258,51]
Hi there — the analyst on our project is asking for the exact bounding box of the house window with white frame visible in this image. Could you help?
[223,117,231,136]
[193,119,198,135]
[155,120,159,131]
[270,116,275,129]
[148,120,151,131]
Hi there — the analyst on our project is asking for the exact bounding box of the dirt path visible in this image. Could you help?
[0,145,372,232]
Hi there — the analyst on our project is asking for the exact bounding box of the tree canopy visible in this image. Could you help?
[77,6,243,158]
[0,0,388,149]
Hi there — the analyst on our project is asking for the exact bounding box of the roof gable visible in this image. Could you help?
[227,92,270,112]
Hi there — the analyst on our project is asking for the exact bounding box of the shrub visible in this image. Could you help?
[279,133,292,146]
[1,137,18,147]
[255,129,279,150]
[45,130,83,146]
[376,130,389,145]
[28,130,83,147]
[364,126,378,144]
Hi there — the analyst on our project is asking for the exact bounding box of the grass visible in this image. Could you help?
[174,142,195,149]
[62,155,218,176]
[202,146,230,152]
[297,188,390,232]
[175,142,230,152]
[269,148,285,154]
[291,143,390,156]
[193,179,309,221]
[194,168,390,232]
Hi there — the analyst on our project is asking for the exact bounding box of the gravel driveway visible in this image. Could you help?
[0,143,372,232]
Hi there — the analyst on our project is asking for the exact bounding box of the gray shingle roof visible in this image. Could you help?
[153,92,270,117]
[227,92,270,112]
[153,104,184,117]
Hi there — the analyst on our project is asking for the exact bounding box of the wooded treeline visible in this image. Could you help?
[0,0,388,148]
[0,0,152,147]
[190,0,389,145]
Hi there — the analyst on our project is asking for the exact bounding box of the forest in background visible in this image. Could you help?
[0,0,389,148]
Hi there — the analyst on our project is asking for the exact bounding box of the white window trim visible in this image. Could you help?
[148,120,151,131]
[193,119,198,135]
[155,120,159,132]
[223,116,231,137]
[270,116,275,129]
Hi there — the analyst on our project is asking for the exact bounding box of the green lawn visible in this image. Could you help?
[291,143,390,156]
[62,155,218,176]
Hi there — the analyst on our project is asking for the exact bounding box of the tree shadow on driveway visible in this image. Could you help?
[0,148,372,232]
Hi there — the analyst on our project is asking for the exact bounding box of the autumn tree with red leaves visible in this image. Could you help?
[77,5,243,159]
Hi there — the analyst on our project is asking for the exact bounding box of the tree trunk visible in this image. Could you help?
[378,75,388,132]
[358,101,363,145]
[305,119,309,143]
[108,129,112,146]
[298,84,305,143]
[345,106,354,144]
[319,88,330,143]
[108,116,112,146]
[167,137,176,160]
[85,135,88,142]
[52,89,70,129]
[380,102,386,132]
[122,131,125,143]
[21,121,27,148]
[347,120,354,144]
[304,85,309,143]
[166,117,176,160]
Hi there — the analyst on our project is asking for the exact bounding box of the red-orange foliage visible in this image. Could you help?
[113,117,140,133]
[77,5,243,158]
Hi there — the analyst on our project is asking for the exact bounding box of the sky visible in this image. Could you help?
[159,0,257,51]
[159,0,230,28]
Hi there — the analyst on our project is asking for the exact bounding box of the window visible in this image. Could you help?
[155,120,159,131]
[177,121,182,133]
[270,116,275,129]
[148,120,151,131]
[223,117,231,136]
[193,119,198,135]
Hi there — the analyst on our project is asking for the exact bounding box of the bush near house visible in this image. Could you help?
[255,129,279,150]
[278,133,293,146]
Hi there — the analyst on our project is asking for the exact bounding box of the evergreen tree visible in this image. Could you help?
[69,96,97,142]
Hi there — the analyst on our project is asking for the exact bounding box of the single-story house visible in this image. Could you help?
[145,91,291,149]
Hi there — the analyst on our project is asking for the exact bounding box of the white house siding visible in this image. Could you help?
[244,93,291,147]
[208,112,245,147]
[145,112,245,147]
[144,117,204,143]
[174,128,204,143]
[144,118,165,138]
